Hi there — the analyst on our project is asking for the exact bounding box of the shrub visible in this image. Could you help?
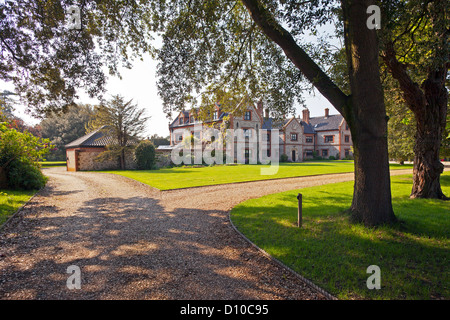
[328,155,336,160]
[0,122,50,190]
[135,140,156,170]
[8,160,48,190]
[280,154,288,162]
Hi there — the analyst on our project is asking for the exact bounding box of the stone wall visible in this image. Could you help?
[78,149,137,171]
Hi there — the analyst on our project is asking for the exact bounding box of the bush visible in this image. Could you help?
[280,154,288,162]
[135,140,156,170]
[0,122,50,190]
[328,155,336,160]
[8,160,48,190]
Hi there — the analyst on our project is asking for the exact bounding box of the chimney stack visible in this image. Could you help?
[257,100,264,117]
[302,109,310,124]
[325,108,329,118]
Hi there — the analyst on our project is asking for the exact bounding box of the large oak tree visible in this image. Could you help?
[154,0,396,226]
[379,0,449,199]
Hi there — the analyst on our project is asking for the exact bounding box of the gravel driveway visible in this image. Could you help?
[0,167,415,300]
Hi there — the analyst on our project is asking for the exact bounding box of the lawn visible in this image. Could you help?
[39,161,66,167]
[105,161,413,190]
[0,189,36,226]
[230,172,450,300]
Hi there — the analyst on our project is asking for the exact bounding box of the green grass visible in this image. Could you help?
[39,161,66,167]
[0,189,36,226]
[104,161,413,190]
[230,172,450,300]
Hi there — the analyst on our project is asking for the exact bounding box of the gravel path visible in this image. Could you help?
[0,167,417,300]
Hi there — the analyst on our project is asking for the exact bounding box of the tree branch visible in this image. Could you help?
[240,0,349,114]
[381,41,427,115]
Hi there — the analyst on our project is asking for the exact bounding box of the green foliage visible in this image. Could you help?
[88,95,149,169]
[7,160,48,190]
[0,122,50,189]
[441,112,450,158]
[135,141,156,170]
[148,134,170,147]
[40,104,94,160]
[280,154,288,162]
[1,1,156,115]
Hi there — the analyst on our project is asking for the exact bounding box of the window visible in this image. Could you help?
[345,135,350,143]
[306,136,313,143]
[322,149,328,157]
[324,135,334,143]
[184,117,189,124]
[179,118,184,125]
[266,133,270,141]
[345,123,349,130]
[290,133,298,141]
[305,150,314,157]
[213,111,218,120]
[177,135,183,141]
[345,149,350,157]
[243,129,252,138]
[244,111,251,120]
[267,149,271,157]
[190,116,194,123]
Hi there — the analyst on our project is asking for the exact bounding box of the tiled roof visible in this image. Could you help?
[308,114,343,131]
[301,121,316,134]
[65,126,135,148]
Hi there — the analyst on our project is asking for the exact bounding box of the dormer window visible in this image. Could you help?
[179,118,184,125]
[213,111,218,120]
[244,111,251,120]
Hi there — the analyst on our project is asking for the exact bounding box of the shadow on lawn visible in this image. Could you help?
[232,199,449,299]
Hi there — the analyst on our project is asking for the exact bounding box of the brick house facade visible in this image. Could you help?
[65,127,137,171]
[164,102,353,162]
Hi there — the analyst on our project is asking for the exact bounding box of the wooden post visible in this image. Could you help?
[297,193,302,228]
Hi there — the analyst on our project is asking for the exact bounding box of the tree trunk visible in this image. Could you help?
[410,71,448,199]
[343,0,396,226]
[243,0,396,225]
[350,119,397,225]
[0,167,8,189]
[381,2,448,200]
[120,148,126,170]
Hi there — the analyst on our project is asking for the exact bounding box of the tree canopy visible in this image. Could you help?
[87,94,149,169]
[0,0,156,115]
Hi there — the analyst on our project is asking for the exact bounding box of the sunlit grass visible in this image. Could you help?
[230,173,450,300]
[0,189,36,226]
[104,161,412,190]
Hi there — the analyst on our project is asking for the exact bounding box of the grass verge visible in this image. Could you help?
[39,161,66,167]
[230,172,450,300]
[104,161,413,190]
[0,189,36,227]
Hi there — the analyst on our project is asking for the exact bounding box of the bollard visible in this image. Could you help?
[297,193,302,228]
